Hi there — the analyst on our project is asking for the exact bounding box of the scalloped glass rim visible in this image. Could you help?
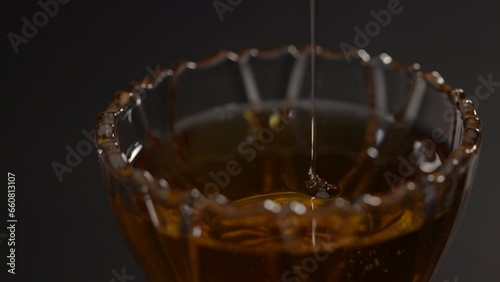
[95,45,481,218]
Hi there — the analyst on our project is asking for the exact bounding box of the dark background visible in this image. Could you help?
[2,0,499,281]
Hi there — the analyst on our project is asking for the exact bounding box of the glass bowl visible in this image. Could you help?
[95,46,481,282]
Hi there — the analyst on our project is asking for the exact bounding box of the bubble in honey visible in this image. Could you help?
[305,173,341,199]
